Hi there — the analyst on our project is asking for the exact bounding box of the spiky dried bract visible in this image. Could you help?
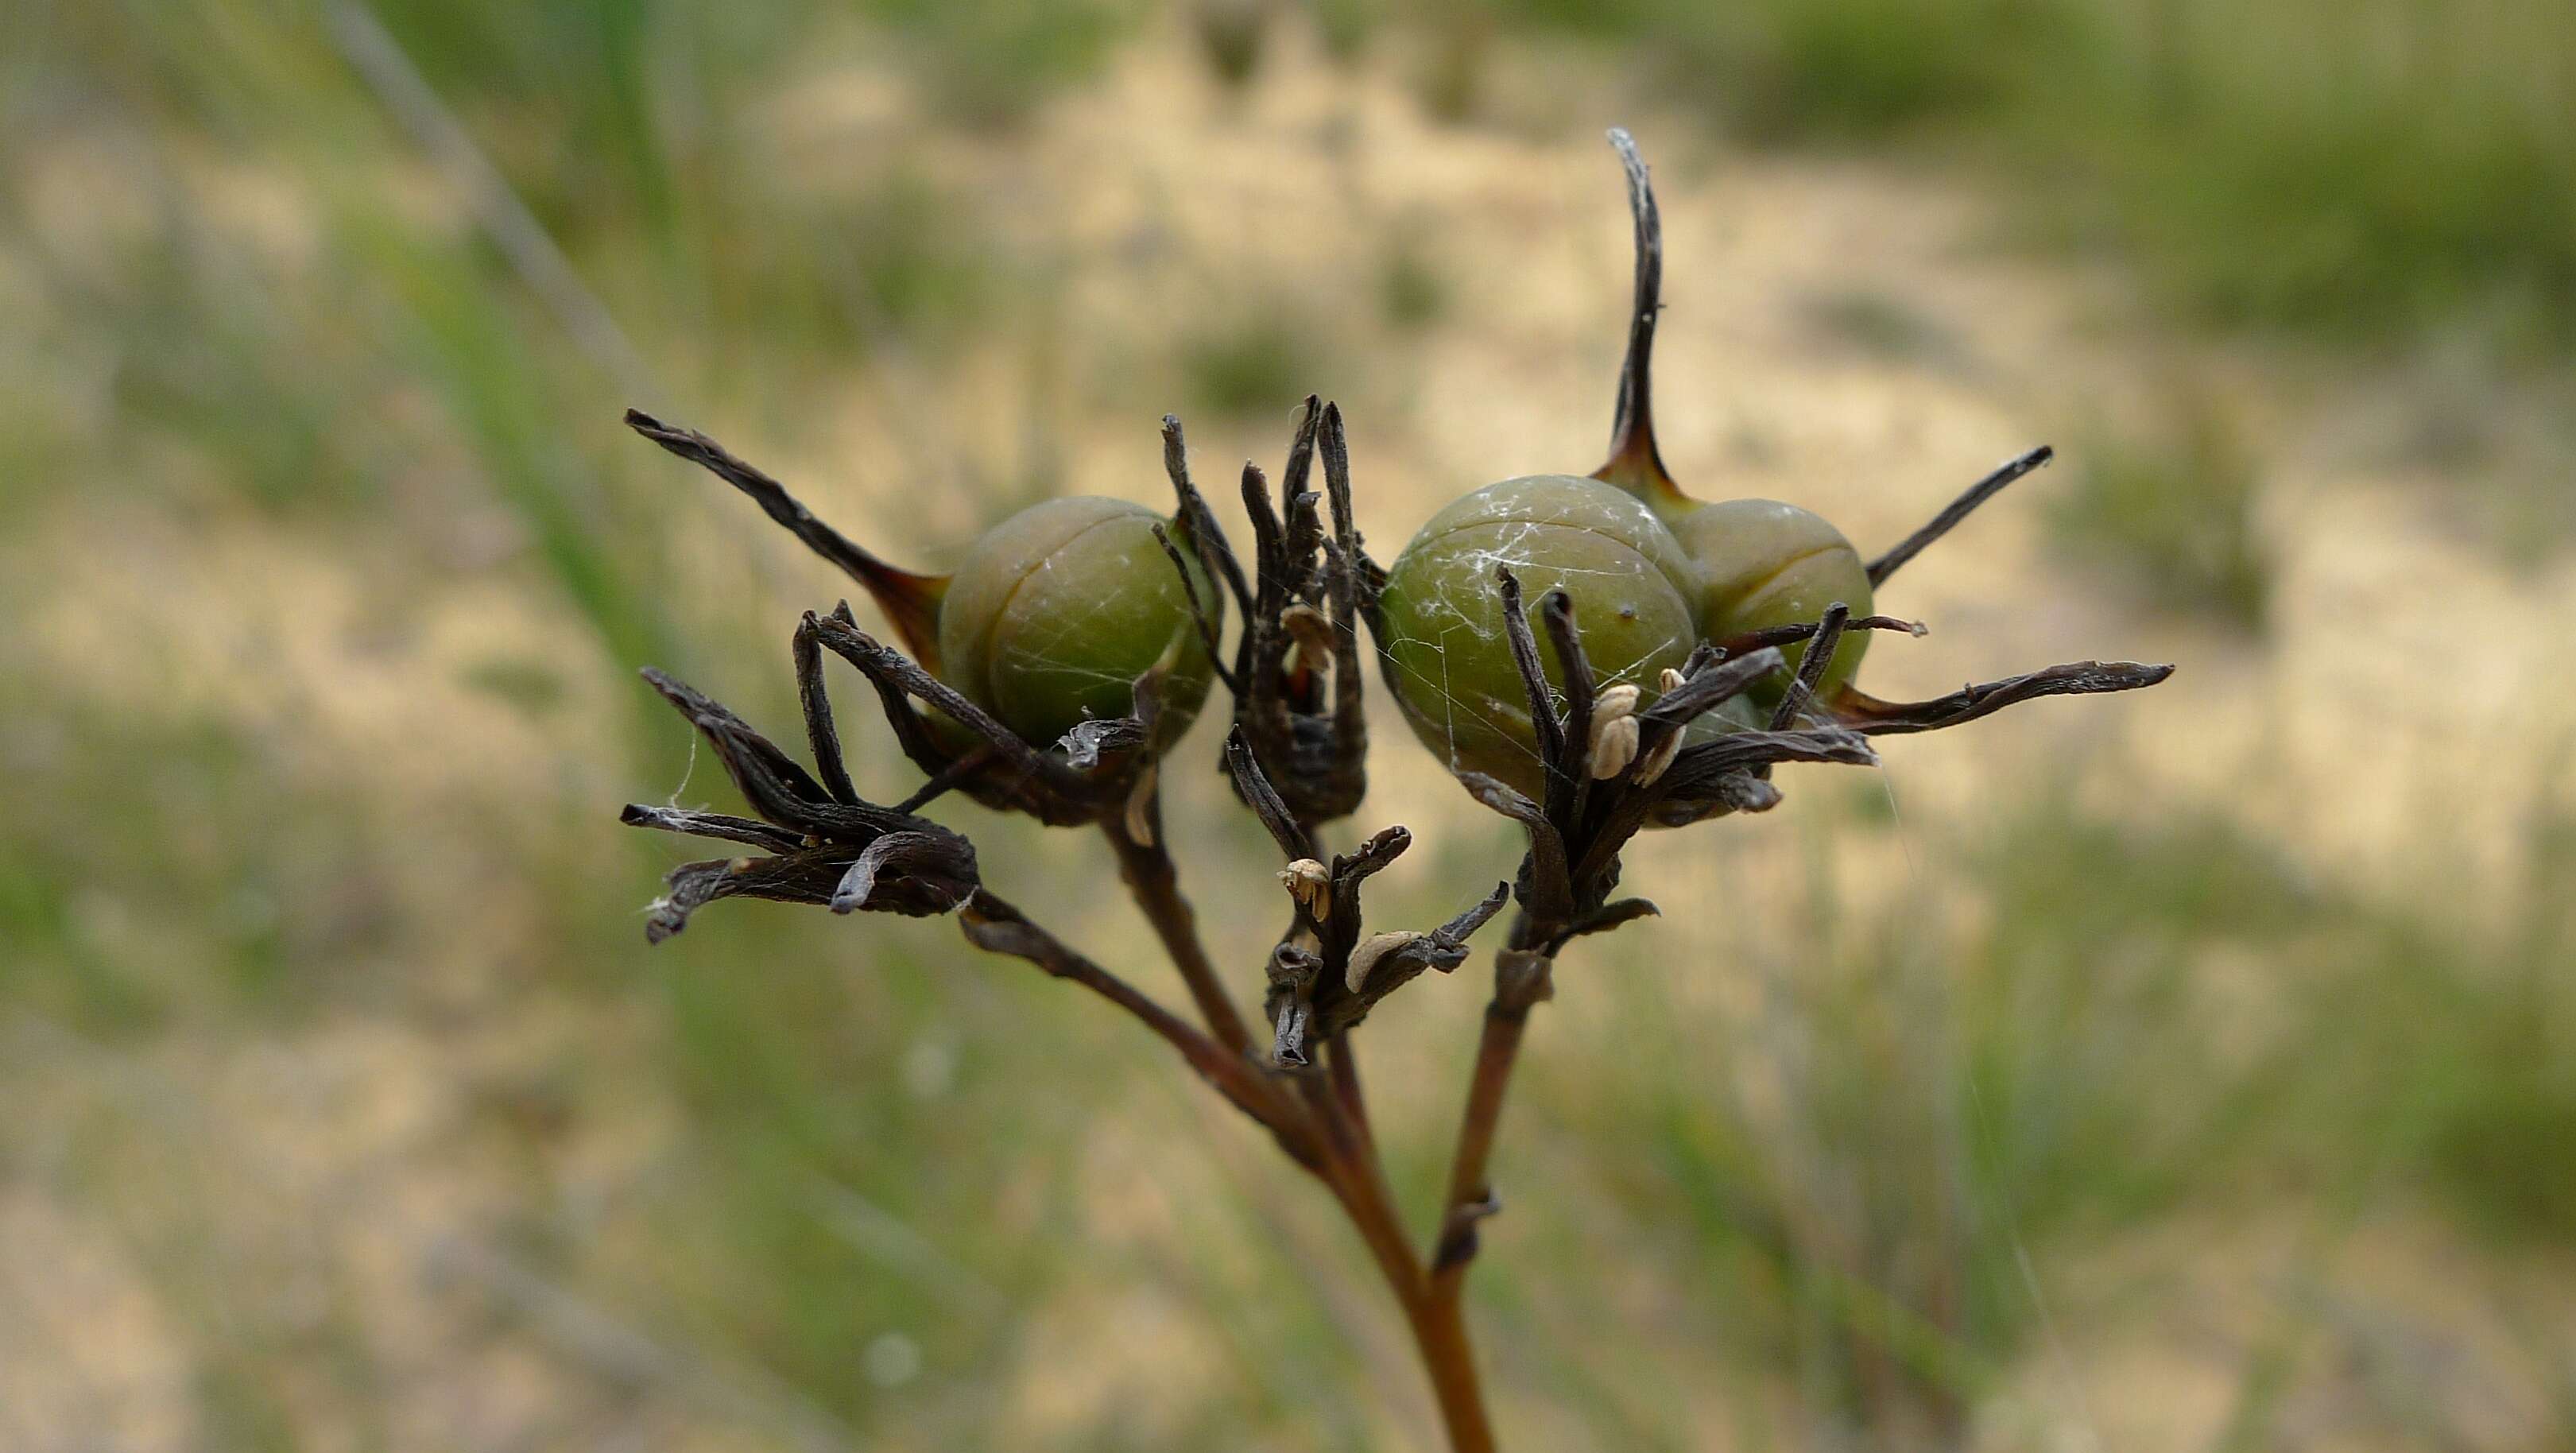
[622,669,977,941]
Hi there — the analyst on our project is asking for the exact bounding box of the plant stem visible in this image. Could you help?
[1300,1062,1499,1453]
[1409,1291,1500,1453]
[1430,1001,1532,1300]
[958,890,1314,1168]
[1102,811,1256,1056]
[1095,799,1504,1449]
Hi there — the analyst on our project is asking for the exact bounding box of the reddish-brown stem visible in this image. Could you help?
[1092,775,1500,1447]
[1326,1037,1417,1318]
[1300,1064,1498,1453]
[1102,813,1257,1056]
[1431,1002,1534,1298]
[958,891,1314,1166]
[1410,1293,1500,1453]
[1326,1035,1375,1155]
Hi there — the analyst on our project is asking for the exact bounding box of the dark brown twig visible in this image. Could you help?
[1865,445,2055,586]
[959,889,1314,1169]
[626,409,946,663]
[1716,614,1926,656]
[1593,127,1679,503]
[1830,660,2175,734]
[1768,601,1851,730]
[1102,803,1257,1056]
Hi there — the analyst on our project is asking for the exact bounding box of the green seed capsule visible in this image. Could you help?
[1368,133,1900,799]
[932,497,1218,752]
[1373,475,1700,799]
[1660,497,1873,705]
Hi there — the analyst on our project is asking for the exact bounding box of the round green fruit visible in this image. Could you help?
[1660,497,1872,705]
[1373,475,1701,799]
[935,497,1218,752]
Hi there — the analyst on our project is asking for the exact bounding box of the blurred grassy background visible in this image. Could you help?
[5,1,2574,1448]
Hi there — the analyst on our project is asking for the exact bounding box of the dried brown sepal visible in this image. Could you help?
[1714,615,1926,656]
[1866,444,2055,587]
[1226,735,1505,1062]
[626,409,947,667]
[803,610,1164,828]
[1827,659,2177,734]
[622,667,977,940]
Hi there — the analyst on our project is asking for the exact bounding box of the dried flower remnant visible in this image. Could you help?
[1227,730,1509,1065]
[621,668,978,941]
[1161,402,1375,835]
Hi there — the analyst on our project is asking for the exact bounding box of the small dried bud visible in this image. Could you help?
[1658,667,1687,695]
[1587,715,1641,780]
[1279,858,1332,920]
[1280,603,1336,656]
[1345,930,1426,994]
[1593,684,1641,723]
[1630,726,1683,785]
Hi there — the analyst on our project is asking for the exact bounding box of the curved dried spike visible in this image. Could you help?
[618,804,806,854]
[1827,660,2175,734]
[1223,727,1318,862]
[1277,395,1323,548]
[1439,881,1513,947]
[1639,647,1784,730]
[1571,898,1660,940]
[626,410,947,668]
[1316,404,1370,736]
[1867,445,2055,587]
[1537,590,1596,823]
[1665,725,1878,780]
[1152,523,1238,695]
[815,606,960,781]
[1239,460,1285,599]
[1494,568,1568,773]
[792,615,860,805]
[804,612,1077,795]
[1718,615,1925,657]
[1768,601,1850,731]
[1160,414,1255,621]
[639,668,836,823]
[1590,129,1687,506]
[1455,769,1574,924]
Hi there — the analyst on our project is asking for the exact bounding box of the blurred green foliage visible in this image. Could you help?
[1183,305,1342,417]
[2050,394,2273,629]
[1494,0,2576,352]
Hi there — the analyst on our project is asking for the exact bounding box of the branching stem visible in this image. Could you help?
[1102,806,1257,1056]
[958,890,1313,1168]
[1099,795,1497,1448]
